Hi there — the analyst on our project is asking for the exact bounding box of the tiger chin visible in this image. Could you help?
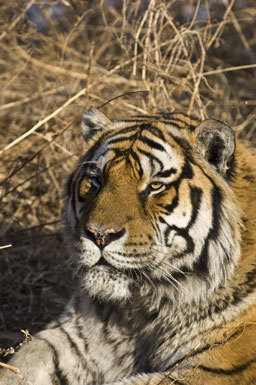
[83,266,133,301]
[1,108,256,385]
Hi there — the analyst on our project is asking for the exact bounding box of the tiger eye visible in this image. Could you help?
[149,182,163,191]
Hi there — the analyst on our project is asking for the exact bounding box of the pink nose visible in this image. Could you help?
[85,227,125,249]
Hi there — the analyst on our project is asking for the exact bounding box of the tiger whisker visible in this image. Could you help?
[139,266,159,292]
[144,260,184,293]
[149,248,190,278]
[153,258,190,278]
[147,262,184,292]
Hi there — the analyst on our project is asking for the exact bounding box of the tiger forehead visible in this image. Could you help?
[92,119,188,167]
[106,118,193,141]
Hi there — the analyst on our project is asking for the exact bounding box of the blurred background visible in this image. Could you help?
[0,0,255,356]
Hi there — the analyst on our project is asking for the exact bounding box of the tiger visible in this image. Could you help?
[1,107,256,385]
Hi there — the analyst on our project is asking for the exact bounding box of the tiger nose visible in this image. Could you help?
[85,226,125,249]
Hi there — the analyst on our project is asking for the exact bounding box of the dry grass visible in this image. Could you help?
[0,0,256,358]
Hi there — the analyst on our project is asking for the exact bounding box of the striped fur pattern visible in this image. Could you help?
[1,109,256,385]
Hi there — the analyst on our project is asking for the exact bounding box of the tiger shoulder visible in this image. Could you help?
[1,109,256,385]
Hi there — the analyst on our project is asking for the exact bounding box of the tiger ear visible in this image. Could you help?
[195,119,236,178]
[81,107,111,141]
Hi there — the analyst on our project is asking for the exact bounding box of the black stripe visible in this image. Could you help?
[59,326,83,357]
[137,147,164,169]
[161,119,197,132]
[38,337,69,385]
[162,221,195,255]
[193,185,222,276]
[155,168,177,178]
[117,351,134,367]
[127,122,167,141]
[162,195,178,213]
[75,316,104,383]
[189,184,208,275]
[210,185,222,240]
[194,239,209,276]
[147,125,166,141]
[139,136,166,152]
[83,131,109,162]
[159,162,193,213]
[107,134,137,145]
[180,161,193,180]
[187,186,202,228]
[158,161,195,252]
[119,120,166,141]
[59,325,100,383]
[68,173,77,215]
[139,123,167,141]
[129,149,143,178]
[171,264,194,281]
[160,120,189,130]
[163,185,201,255]
[115,124,142,135]
[129,113,199,131]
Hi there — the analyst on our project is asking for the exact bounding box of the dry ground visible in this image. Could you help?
[0,0,256,359]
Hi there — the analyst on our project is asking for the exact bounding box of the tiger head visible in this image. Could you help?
[64,108,240,305]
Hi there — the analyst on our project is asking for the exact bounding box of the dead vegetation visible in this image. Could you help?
[0,0,256,357]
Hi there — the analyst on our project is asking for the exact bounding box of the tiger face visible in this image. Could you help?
[64,108,240,304]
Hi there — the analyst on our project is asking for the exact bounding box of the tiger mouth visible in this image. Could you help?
[94,256,138,280]
[95,256,112,268]
[94,256,125,273]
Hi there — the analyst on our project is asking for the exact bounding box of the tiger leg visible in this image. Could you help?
[0,335,57,385]
[0,325,104,385]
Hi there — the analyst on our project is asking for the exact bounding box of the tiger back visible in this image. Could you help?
[1,108,256,385]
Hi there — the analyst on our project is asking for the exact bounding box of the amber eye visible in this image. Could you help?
[149,182,164,191]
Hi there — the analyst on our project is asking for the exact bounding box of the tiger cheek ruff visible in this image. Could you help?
[2,108,256,385]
